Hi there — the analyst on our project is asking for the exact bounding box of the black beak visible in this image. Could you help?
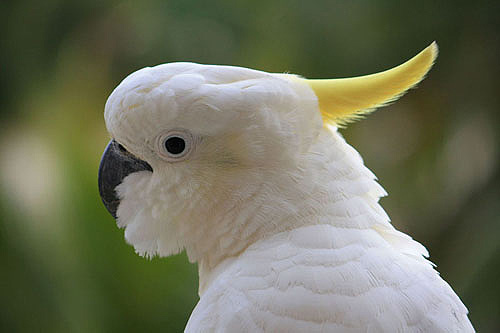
[98,139,153,218]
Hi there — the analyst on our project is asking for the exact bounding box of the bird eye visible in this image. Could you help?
[165,136,185,155]
[156,129,193,162]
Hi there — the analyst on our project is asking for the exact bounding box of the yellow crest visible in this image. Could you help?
[301,42,438,126]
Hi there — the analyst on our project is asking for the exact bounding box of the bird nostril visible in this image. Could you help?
[117,143,127,153]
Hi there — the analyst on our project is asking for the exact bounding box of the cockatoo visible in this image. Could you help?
[98,42,474,332]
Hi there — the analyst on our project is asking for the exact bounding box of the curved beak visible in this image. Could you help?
[98,139,152,219]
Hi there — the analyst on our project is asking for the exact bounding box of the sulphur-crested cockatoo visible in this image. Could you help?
[98,42,474,332]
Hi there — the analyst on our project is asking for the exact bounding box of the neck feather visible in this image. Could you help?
[189,127,422,293]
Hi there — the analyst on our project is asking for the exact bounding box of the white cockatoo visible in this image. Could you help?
[98,42,474,332]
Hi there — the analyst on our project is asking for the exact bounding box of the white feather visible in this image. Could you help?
[104,62,474,332]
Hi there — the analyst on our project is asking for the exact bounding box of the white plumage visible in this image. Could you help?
[102,45,474,332]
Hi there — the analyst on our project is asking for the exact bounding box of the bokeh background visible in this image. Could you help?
[1,0,499,331]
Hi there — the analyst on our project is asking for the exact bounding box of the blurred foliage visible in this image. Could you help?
[1,0,499,332]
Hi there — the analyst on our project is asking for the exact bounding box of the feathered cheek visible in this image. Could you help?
[114,171,154,228]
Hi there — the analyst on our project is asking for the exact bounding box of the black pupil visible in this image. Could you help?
[165,136,186,155]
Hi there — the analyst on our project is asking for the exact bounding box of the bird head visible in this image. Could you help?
[98,43,437,265]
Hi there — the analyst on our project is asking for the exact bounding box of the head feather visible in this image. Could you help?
[302,42,438,126]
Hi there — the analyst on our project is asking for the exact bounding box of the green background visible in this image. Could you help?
[1,1,499,331]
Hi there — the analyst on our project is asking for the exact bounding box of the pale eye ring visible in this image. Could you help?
[156,129,193,162]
